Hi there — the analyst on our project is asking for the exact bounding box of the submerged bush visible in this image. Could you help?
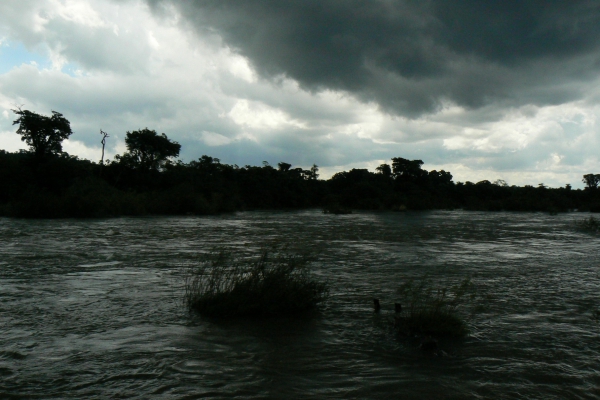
[576,216,600,234]
[185,247,328,317]
[395,276,476,338]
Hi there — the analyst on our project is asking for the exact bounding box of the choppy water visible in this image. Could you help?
[1,210,600,399]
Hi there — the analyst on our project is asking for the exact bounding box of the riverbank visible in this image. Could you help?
[2,150,599,218]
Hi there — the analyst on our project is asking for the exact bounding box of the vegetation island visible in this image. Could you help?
[2,108,600,219]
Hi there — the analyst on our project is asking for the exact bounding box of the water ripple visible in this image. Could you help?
[1,211,599,398]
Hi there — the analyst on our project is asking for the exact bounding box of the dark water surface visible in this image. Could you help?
[1,210,600,399]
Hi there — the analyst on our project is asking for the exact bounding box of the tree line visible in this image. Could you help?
[1,108,599,218]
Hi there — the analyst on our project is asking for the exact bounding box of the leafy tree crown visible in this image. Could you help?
[12,109,72,159]
[122,128,181,170]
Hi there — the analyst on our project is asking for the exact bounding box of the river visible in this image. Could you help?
[1,210,599,398]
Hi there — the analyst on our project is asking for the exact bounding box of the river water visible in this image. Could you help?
[1,210,599,399]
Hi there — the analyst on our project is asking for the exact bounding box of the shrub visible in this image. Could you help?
[395,276,476,338]
[185,247,328,317]
[577,216,600,234]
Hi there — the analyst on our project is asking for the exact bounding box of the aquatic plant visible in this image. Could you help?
[576,216,600,234]
[395,276,476,338]
[184,247,328,317]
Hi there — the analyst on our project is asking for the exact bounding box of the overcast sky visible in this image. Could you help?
[1,0,600,187]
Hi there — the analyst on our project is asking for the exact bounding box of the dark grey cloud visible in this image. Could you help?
[146,0,600,116]
[1,0,597,188]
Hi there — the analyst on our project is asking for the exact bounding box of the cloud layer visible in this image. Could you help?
[0,0,599,187]
[149,0,600,115]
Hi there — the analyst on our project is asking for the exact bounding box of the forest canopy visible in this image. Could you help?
[0,109,598,218]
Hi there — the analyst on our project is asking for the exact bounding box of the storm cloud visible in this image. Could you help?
[0,0,599,188]
[146,0,600,116]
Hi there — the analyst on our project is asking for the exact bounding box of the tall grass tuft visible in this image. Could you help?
[395,276,476,338]
[184,247,328,317]
[577,216,600,234]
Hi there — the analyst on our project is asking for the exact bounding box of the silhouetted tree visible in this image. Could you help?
[119,128,181,171]
[12,108,72,159]
[278,162,292,172]
[427,170,453,186]
[583,174,600,190]
[100,129,109,165]
[308,164,319,180]
[376,163,392,178]
[391,157,425,180]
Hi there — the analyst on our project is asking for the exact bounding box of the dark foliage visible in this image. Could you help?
[117,128,181,171]
[184,248,328,317]
[583,174,600,190]
[576,216,600,234]
[395,277,476,338]
[2,109,600,218]
[12,109,72,160]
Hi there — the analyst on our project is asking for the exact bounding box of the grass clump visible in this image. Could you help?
[185,247,328,317]
[395,276,476,338]
[577,216,600,234]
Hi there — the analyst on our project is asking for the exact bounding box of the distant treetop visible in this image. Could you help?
[12,108,72,160]
[118,128,181,171]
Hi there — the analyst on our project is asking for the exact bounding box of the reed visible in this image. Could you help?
[184,247,328,317]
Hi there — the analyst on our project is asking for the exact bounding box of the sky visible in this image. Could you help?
[1,0,600,187]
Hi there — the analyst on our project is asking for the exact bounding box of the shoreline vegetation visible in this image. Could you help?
[4,108,600,218]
